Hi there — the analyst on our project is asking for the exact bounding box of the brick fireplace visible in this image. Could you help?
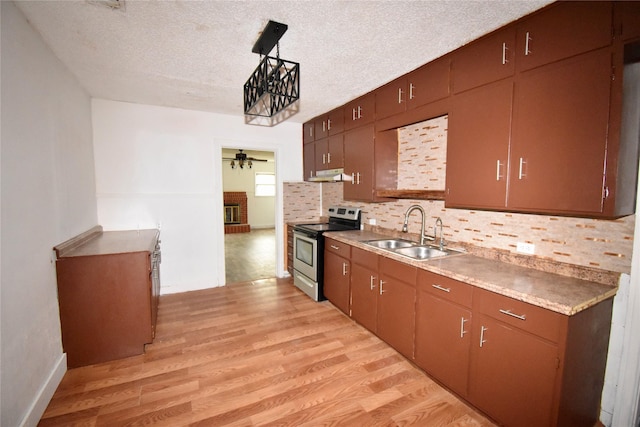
[223,191,250,234]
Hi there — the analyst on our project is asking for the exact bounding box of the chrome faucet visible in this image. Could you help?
[435,217,446,251]
[402,205,433,245]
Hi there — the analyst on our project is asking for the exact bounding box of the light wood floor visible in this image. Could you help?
[39,278,496,426]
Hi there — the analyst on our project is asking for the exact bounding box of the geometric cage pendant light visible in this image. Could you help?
[243,21,300,125]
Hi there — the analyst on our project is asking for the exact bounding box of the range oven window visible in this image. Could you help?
[295,236,314,268]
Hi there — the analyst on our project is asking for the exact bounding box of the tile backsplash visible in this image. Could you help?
[318,115,635,275]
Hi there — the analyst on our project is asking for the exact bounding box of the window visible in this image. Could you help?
[255,172,275,197]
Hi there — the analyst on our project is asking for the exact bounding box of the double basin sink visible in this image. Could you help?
[363,238,464,260]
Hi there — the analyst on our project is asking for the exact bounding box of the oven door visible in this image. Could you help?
[292,230,318,282]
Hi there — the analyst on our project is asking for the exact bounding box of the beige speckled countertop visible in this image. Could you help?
[325,230,617,316]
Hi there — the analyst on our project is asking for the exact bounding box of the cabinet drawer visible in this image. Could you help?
[352,246,378,270]
[380,256,416,285]
[325,238,351,258]
[475,289,564,343]
[417,269,473,308]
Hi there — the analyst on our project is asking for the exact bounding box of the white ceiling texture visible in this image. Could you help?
[14,0,553,124]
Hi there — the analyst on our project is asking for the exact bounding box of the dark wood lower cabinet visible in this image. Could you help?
[415,292,472,397]
[323,250,350,315]
[470,314,559,426]
[322,242,612,427]
[54,228,160,368]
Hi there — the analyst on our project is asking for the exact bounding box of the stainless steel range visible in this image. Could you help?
[292,206,361,301]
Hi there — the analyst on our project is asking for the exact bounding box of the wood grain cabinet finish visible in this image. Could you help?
[614,1,640,42]
[302,120,315,144]
[314,134,344,171]
[323,238,351,315]
[303,142,315,181]
[54,229,160,368]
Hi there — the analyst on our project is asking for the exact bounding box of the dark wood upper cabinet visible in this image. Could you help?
[452,25,516,94]
[375,75,408,120]
[508,48,613,215]
[515,1,613,72]
[446,79,513,210]
[614,1,640,42]
[344,92,375,130]
[303,120,315,144]
[314,115,329,141]
[303,142,315,181]
[326,107,345,135]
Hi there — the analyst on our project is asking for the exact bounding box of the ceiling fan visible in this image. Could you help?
[223,149,268,169]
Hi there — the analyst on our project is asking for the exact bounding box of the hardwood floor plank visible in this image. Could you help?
[39,278,495,427]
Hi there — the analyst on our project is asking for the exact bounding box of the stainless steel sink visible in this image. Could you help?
[363,239,416,249]
[394,245,451,260]
[363,238,465,260]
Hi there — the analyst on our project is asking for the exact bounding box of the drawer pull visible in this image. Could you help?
[432,284,451,293]
[330,245,340,250]
[370,275,376,291]
[342,262,348,276]
[499,309,526,321]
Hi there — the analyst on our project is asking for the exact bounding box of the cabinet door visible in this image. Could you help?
[314,138,329,171]
[344,125,375,201]
[323,250,350,315]
[446,79,513,210]
[615,1,640,42]
[470,314,559,427]
[314,115,329,140]
[377,272,416,359]
[509,49,612,214]
[303,121,315,144]
[376,76,408,120]
[516,1,612,72]
[344,93,375,130]
[303,142,315,181]
[350,263,377,333]
[327,107,345,135]
[407,56,451,109]
[452,26,516,94]
[327,134,344,169]
[415,291,471,397]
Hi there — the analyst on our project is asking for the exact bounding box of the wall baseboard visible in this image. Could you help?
[20,353,66,427]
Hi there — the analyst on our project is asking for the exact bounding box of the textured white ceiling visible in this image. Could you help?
[15,0,553,124]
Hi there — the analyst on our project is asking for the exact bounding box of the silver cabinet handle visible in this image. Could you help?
[342,262,348,276]
[432,284,451,293]
[502,42,508,65]
[460,317,468,338]
[330,245,340,250]
[518,157,526,179]
[370,275,376,291]
[357,106,362,119]
[398,87,404,104]
[356,172,361,185]
[525,31,532,56]
[352,108,357,121]
[327,118,332,131]
[327,153,331,164]
[379,279,385,295]
[499,309,526,321]
[351,173,355,185]
[496,160,502,181]
[309,126,313,138]
[322,153,326,165]
[480,326,488,348]
[323,120,327,132]
[409,83,415,100]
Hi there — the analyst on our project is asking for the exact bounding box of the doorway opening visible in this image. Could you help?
[221,148,277,284]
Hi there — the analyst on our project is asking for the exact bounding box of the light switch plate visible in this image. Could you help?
[516,242,535,255]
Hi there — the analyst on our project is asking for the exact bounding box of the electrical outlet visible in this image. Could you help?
[516,242,535,255]
[368,218,377,225]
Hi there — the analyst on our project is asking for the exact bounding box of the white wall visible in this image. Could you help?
[222,155,276,228]
[92,100,301,294]
[1,2,98,425]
